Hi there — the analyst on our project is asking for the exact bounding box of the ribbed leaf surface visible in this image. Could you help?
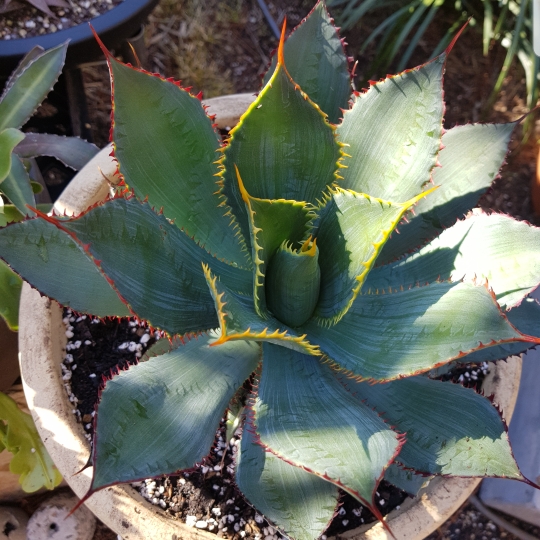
[262,1,351,123]
[0,42,67,131]
[303,281,533,381]
[367,212,540,309]
[314,187,434,324]
[254,343,400,507]
[237,428,338,540]
[0,218,129,317]
[1,155,35,216]
[238,175,313,315]
[337,55,445,200]
[203,265,320,356]
[378,122,516,264]
[110,59,249,268]
[61,198,253,334]
[91,335,260,491]
[222,63,341,253]
[460,297,540,363]
[346,376,523,479]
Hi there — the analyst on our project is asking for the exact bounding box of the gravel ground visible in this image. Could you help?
[0,0,122,39]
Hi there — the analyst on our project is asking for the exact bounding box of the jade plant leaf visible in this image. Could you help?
[0,42,68,131]
[108,55,249,269]
[1,155,35,216]
[0,128,25,183]
[237,427,338,540]
[303,281,538,381]
[0,392,62,492]
[0,260,22,330]
[345,376,524,479]
[90,335,260,491]
[254,343,400,514]
[378,122,517,264]
[337,54,445,201]
[0,218,129,317]
[367,212,540,309]
[263,1,351,124]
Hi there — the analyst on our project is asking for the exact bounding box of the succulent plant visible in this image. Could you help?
[0,42,98,330]
[1,1,540,538]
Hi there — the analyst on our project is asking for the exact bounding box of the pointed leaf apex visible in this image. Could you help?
[90,24,112,60]
[445,19,471,56]
[277,18,287,67]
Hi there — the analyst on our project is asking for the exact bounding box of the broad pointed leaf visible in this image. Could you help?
[1,155,35,215]
[2,46,44,96]
[221,61,341,254]
[337,54,445,200]
[254,344,400,510]
[367,212,540,309]
[236,170,313,315]
[61,198,251,334]
[109,57,249,268]
[378,122,517,264]
[0,218,129,317]
[345,376,524,480]
[0,128,25,183]
[90,335,260,491]
[237,427,338,540]
[0,391,62,492]
[0,260,22,330]
[203,265,320,356]
[384,463,428,497]
[302,281,538,381]
[458,297,540,364]
[14,133,99,170]
[0,42,67,131]
[263,1,351,123]
[313,187,435,324]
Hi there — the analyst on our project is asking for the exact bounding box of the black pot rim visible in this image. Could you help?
[0,0,159,74]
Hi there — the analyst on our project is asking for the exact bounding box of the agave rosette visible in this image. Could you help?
[1,2,540,538]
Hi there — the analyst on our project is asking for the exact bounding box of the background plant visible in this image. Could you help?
[0,42,98,331]
[328,0,538,126]
[1,2,540,538]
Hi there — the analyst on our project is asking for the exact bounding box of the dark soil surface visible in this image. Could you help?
[0,0,123,40]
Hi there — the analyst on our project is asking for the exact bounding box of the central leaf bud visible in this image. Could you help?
[265,239,321,327]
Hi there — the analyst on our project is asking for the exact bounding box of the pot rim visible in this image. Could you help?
[18,93,523,540]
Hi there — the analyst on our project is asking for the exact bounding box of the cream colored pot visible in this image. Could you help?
[18,93,522,540]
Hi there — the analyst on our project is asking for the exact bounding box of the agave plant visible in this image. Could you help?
[1,1,540,538]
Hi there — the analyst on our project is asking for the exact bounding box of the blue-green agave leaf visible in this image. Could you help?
[237,428,338,540]
[336,53,445,201]
[378,122,517,265]
[384,463,428,497]
[60,197,252,334]
[90,335,260,491]
[0,218,129,317]
[263,1,351,124]
[344,376,524,480]
[1,155,35,216]
[302,281,538,381]
[254,343,400,513]
[367,212,540,309]
[108,54,249,269]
